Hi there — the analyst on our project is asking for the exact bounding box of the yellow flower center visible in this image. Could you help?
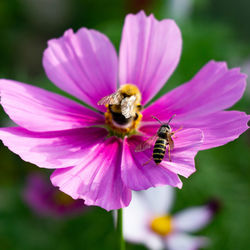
[104,84,142,138]
[53,190,75,206]
[150,215,173,236]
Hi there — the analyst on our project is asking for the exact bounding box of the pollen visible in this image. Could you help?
[150,215,173,236]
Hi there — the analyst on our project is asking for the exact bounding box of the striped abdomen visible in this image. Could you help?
[153,138,167,164]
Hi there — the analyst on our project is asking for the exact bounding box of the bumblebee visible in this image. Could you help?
[136,115,181,165]
[98,84,142,127]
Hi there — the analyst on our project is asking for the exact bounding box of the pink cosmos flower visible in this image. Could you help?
[123,186,218,250]
[0,11,248,211]
[23,173,86,218]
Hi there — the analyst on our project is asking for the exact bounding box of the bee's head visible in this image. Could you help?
[120,84,140,96]
[120,84,142,104]
[160,124,171,133]
[152,115,175,129]
[162,124,171,130]
[157,124,171,137]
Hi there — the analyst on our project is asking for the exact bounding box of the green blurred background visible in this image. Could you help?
[0,0,249,249]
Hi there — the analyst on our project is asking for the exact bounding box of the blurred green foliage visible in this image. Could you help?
[0,0,249,250]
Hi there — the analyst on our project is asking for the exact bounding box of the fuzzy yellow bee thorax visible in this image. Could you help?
[120,84,142,103]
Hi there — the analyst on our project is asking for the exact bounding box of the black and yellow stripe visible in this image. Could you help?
[153,138,167,164]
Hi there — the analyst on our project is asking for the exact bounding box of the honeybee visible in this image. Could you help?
[98,84,142,126]
[136,115,181,165]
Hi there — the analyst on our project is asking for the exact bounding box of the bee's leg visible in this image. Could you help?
[134,113,139,121]
[168,146,171,162]
[171,126,183,138]
[143,157,153,166]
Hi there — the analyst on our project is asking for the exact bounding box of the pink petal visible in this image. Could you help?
[43,28,118,111]
[51,137,131,211]
[173,204,214,232]
[141,111,249,150]
[155,128,204,178]
[122,136,182,190]
[23,173,85,218]
[23,173,54,216]
[0,127,107,169]
[143,61,247,119]
[175,111,249,150]
[119,11,182,105]
[0,79,104,132]
[166,233,209,250]
[122,128,203,191]
[121,128,203,191]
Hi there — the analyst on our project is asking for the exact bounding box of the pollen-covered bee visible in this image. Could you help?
[98,84,142,127]
[136,115,181,165]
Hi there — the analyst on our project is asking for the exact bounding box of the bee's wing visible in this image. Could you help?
[97,92,122,105]
[135,134,158,152]
[167,133,174,150]
[121,95,136,118]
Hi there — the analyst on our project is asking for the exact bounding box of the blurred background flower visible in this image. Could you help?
[23,173,86,218]
[123,186,219,250]
[0,0,249,249]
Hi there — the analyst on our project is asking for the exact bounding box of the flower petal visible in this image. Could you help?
[23,173,85,217]
[0,127,107,169]
[144,234,165,250]
[23,173,53,216]
[51,137,131,211]
[143,60,247,119]
[158,129,203,178]
[121,136,184,191]
[0,79,104,132]
[173,204,214,232]
[142,111,249,150]
[119,11,182,105]
[123,191,165,249]
[123,191,151,243]
[166,233,209,250]
[176,111,249,150]
[43,28,118,110]
[139,186,175,215]
[122,128,203,191]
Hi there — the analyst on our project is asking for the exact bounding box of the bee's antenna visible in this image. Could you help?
[151,116,163,124]
[167,114,176,124]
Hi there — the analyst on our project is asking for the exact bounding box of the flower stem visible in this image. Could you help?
[117,208,126,250]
